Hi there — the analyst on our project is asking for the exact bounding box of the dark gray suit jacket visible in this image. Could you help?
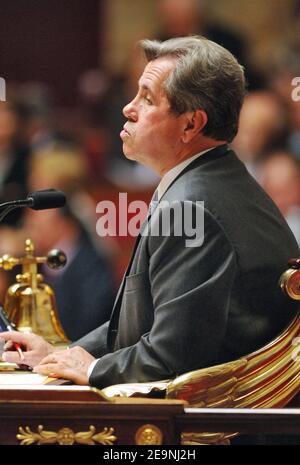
[75,145,300,388]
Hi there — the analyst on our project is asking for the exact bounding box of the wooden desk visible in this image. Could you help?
[0,385,184,445]
[2,385,300,445]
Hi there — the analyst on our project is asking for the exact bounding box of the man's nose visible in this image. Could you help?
[123,99,138,122]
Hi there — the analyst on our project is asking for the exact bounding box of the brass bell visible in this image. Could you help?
[0,238,69,345]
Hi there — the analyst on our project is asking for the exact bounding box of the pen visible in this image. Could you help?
[14,344,25,361]
[0,304,25,361]
[6,330,25,361]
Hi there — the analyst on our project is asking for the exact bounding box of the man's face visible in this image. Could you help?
[121,57,184,174]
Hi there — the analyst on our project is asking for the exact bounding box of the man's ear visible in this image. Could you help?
[181,110,208,143]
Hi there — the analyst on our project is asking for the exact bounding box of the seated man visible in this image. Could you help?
[1,36,299,389]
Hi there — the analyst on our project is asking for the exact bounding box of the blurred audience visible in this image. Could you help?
[232,92,287,178]
[15,83,57,152]
[0,101,29,225]
[259,152,300,246]
[76,69,112,183]
[1,144,116,341]
[269,38,300,158]
[154,0,263,89]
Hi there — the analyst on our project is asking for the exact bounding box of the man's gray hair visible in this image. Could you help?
[139,36,246,142]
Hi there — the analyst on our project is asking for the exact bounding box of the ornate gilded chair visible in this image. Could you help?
[102,258,300,444]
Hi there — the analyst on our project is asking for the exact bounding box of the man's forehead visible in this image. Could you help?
[138,57,177,90]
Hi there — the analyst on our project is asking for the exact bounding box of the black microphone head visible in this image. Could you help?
[27,189,66,210]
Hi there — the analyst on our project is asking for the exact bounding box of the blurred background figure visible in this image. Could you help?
[76,68,113,184]
[156,0,245,59]
[10,144,116,341]
[15,83,58,152]
[269,38,300,158]
[0,101,30,226]
[232,92,287,178]
[154,0,262,89]
[259,151,300,246]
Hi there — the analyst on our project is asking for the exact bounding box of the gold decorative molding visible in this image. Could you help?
[17,425,117,445]
[135,424,163,445]
[181,431,235,446]
[166,314,300,410]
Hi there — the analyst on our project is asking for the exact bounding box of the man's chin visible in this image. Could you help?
[122,147,136,161]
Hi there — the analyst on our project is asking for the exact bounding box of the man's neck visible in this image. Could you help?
[157,148,213,201]
[157,140,226,177]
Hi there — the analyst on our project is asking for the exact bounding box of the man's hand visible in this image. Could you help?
[33,346,95,385]
[0,331,55,367]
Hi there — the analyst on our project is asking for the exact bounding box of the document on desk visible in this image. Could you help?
[0,372,49,385]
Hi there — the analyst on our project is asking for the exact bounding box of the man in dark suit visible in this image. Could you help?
[1,36,299,388]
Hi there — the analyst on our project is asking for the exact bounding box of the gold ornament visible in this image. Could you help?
[135,424,163,445]
[17,425,117,445]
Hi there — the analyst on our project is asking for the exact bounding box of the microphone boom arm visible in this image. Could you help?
[0,190,65,222]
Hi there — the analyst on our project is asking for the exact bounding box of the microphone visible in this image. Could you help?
[27,189,66,210]
[0,189,66,222]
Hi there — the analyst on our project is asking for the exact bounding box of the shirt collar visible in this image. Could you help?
[157,148,213,200]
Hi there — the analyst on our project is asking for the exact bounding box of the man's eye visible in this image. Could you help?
[144,96,152,104]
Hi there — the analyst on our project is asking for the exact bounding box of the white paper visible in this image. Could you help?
[0,372,48,385]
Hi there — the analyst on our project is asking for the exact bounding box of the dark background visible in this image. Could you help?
[0,0,102,105]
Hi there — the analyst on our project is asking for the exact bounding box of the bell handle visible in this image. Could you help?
[0,255,21,270]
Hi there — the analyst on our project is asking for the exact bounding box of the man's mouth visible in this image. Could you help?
[120,125,131,139]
